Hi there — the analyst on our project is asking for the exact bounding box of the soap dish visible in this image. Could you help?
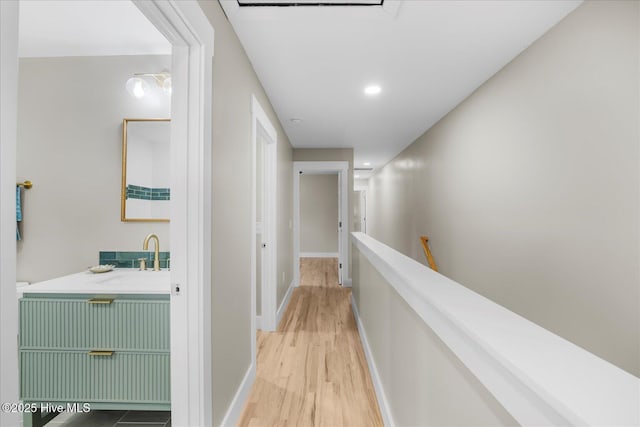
[89,264,115,274]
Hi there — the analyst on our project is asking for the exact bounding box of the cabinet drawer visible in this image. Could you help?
[20,297,169,351]
[20,350,170,404]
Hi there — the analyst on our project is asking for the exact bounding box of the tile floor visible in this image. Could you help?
[47,410,170,427]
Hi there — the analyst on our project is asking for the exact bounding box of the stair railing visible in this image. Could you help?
[420,236,438,272]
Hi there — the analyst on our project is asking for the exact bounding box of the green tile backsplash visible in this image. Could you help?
[99,251,170,269]
[126,184,171,201]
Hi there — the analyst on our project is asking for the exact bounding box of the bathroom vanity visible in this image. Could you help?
[19,270,170,427]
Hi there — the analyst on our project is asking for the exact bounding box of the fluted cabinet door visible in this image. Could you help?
[20,297,170,351]
[21,351,170,404]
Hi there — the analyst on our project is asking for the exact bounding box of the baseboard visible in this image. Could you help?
[276,280,295,327]
[219,362,256,427]
[256,315,262,330]
[351,296,394,427]
[300,252,339,258]
[342,278,352,288]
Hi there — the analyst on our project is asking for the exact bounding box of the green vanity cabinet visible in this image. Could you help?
[19,293,170,426]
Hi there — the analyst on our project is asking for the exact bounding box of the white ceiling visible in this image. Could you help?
[221,0,582,177]
[18,0,582,178]
[19,1,171,58]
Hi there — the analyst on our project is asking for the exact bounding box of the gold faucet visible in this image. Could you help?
[143,233,161,271]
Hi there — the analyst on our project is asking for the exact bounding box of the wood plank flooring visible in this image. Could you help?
[238,258,383,427]
[299,257,339,288]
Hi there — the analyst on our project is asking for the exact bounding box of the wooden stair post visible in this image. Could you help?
[420,236,438,272]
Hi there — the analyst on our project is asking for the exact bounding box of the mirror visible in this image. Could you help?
[121,118,171,222]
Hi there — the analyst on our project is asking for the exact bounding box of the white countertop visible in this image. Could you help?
[20,269,170,295]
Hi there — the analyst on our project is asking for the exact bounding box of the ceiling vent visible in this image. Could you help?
[238,0,382,7]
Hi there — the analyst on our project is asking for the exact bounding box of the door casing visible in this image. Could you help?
[293,161,350,287]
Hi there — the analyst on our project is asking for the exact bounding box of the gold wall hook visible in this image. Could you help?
[17,180,32,189]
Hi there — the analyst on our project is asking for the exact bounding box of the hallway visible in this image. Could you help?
[238,258,383,426]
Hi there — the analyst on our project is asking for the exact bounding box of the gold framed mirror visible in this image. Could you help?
[121,118,171,222]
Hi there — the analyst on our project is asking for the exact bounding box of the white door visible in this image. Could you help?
[252,103,277,332]
[256,123,265,326]
[337,174,343,285]
[360,190,367,234]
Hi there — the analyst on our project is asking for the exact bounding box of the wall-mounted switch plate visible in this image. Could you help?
[172,284,181,296]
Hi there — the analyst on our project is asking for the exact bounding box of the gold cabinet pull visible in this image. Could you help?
[87,298,114,305]
[88,350,114,357]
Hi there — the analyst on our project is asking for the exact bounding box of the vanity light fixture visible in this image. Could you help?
[126,77,150,98]
[126,71,171,98]
[162,77,172,95]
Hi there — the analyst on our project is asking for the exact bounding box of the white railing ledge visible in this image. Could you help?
[351,232,640,427]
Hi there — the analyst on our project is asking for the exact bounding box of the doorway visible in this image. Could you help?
[293,161,349,287]
[0,1,214,425]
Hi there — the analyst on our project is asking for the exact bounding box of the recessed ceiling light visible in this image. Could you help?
[363,162,371,166]
[364,85,381,96]
[290,118,302,124]
[355,174,361,178]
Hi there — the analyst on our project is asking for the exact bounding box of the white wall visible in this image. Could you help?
[367,0,639,376]
[198,1,294,424]
[17,55,171,283]
[300,174,338,254]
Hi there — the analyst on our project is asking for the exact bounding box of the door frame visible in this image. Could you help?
[354,181,368,234]
[136,3,214,425]
[251,95,278,340]
[360,190,367,233]
[293,161,349,287]
[0,3,20,425]
[0,1,214,425]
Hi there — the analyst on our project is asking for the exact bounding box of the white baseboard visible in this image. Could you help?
[219,362,256,427]
[300,252,339,258]
[276,280,295,327]
[256,315,262,330]
[351,296,394,427]
[342,278,352,288]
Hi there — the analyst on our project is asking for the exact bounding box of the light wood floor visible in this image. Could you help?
[238,258,383,427]
[299,257,339,288]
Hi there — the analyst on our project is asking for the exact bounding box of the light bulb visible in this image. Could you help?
[364,85,381,96]
[162,76,172,95]
[126,77,150,98]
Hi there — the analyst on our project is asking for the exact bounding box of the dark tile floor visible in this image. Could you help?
[48,410,171,427]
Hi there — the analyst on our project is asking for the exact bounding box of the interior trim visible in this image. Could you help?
[351,296,394,426]
[218,363,256,427]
